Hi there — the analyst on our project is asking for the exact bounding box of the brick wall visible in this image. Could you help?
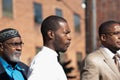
[0,0,85,80]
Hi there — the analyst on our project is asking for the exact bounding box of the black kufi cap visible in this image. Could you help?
[0,28,21,42]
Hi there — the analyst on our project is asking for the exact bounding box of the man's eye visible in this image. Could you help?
[5,42,24,47]
[14,43,19,46]
[114,32,120,35]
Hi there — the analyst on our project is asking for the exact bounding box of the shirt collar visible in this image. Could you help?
[0,57,24,71]
[43,46,58,57]
[15,64,25,71]
[101,46,114,59]
[0,57,10,68]
[116,50,120,54]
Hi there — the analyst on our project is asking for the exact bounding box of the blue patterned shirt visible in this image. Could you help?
[0,57,25,80]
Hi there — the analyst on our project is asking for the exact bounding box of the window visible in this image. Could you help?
[2,0,13,17]
[59,52,66,63]
[55,8,62,17]
[76,52,82,70]
[34,3,42,23]
[74,13,81,33]
[36,47,42,54]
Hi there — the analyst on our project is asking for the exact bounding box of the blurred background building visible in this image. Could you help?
[86,0,120,53]
[0,0,85,80]
[0,0,120,80]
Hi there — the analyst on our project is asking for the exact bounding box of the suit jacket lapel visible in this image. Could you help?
[18,62,28,80]
[99,48,120,76]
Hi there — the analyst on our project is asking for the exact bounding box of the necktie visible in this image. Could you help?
[113,53,120,71]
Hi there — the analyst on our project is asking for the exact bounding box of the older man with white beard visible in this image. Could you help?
[0,28,28,80]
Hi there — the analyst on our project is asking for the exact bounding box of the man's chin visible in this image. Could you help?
[10,57,20,62]
[60,49,67,53]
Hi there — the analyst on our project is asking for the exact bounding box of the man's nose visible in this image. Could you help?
[67,34,72,41]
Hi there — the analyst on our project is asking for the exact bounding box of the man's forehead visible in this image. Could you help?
[113,24,120,31]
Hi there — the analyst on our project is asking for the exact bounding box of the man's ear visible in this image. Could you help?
[47,30,54,39]
[0,43,3,48]
[100,34,106,41]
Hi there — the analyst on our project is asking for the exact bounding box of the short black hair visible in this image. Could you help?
[98,20,120,36]
[41,15,67,39]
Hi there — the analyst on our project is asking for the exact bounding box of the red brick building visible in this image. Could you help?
[0,0,85,80]
[86,0,120,53]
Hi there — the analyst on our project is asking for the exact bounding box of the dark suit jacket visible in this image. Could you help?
[81,47,120,80]
[0,62,29,80]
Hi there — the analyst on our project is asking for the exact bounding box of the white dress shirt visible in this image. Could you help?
[102,46,120,62]
[27,46,67,80]
[102,46,114,59]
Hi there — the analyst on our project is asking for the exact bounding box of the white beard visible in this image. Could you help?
[5,50,21,62]
[11,52,20,62]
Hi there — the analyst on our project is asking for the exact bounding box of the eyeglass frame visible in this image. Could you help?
[4,42,24,48]
[101,31,120,36]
